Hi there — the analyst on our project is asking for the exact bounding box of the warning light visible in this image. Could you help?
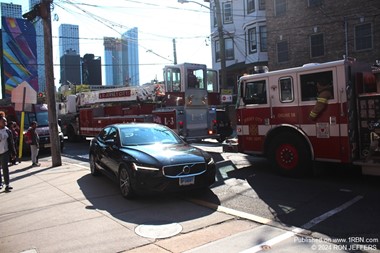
[38,92,44,98]
[208,130,214,135]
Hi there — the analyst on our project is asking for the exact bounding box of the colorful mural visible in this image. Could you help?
[1,17,38,98]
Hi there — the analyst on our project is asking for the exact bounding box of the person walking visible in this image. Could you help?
[27,121,40,167]
[0,116,16,191]
[9,121,19,165]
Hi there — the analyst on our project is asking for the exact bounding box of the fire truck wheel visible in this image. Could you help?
[268,133,311,176]
[119,166,134,199]
[89,154,100,176]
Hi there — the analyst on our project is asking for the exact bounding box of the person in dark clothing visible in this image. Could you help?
[9,121,19,165]
[0,116,16,191]
[28,121,40,167]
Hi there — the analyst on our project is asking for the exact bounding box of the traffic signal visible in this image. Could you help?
[38,92,44,98]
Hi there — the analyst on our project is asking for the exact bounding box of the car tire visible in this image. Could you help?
[119,166,134,199]
[89,153,100,176]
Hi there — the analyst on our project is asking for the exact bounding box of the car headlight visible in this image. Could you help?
[132,163,160,171]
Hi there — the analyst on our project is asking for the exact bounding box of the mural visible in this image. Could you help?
[1,17,38,98]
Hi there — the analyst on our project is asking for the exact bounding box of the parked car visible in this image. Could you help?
[89,123,216,198]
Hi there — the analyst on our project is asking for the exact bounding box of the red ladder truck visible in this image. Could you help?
[60,63,219,142]
[236,58,380,176]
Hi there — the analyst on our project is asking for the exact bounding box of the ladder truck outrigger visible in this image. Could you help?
[59,63,220,142]
[236,58,380,176]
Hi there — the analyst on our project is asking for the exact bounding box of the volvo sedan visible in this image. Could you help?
[89,123,216,198]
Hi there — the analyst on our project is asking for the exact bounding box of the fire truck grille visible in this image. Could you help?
[163,162,206,178]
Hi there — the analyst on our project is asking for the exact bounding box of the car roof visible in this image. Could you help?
[109,123,166,129]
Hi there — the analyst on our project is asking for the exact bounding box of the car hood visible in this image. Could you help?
[120,143,210,166]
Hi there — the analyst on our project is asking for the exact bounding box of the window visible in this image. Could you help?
[275,0,286,16]
[310,33,324,58]
[300,71,333,101]
[105,127,118,143]
[248,27,257,53]
[223,1,233,23]
[213,6,217,27]
[225,38,234,60]
[279,77,294,102]
[308,0,322,7]
[165,67,181,92]
[355,23,373,51]
[98,127,111,142]
[216,39,234,61]
[243,80,267,104]
[207,69,219,93]
[259,26,267,52]
[259,0,266,10]
[277,41,289,63]
[247,0,255,14]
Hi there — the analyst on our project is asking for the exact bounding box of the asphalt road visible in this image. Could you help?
[58,138,380,251]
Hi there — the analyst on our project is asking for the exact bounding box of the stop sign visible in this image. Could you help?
[11,81,37,104]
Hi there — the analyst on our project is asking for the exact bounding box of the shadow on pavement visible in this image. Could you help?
[76,173,222,228]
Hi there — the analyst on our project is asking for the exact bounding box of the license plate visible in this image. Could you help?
[179,176,195,186]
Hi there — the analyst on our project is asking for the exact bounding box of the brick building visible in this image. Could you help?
[266,0,380,70]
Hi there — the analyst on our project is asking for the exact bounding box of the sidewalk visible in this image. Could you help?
[0,158,258,253]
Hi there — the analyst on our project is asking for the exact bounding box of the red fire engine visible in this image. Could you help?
[60,63,220,142]
[236,58,380,176]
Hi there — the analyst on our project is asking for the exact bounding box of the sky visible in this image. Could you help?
[3,0,213,86]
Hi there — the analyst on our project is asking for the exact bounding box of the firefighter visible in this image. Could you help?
[309,80,332,120]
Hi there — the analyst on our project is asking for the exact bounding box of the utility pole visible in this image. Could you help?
[214,0,227,89]
[173,38,177,64]
[40,0,62,167]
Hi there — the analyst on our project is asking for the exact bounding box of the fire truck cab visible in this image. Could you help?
[236,58,380,176]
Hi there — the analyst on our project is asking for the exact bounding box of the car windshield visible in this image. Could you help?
[120,125,182,146]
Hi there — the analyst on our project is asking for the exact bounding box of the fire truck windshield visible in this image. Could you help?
[24,111,49,128]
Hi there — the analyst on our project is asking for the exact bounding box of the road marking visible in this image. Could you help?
[239,195,363,253]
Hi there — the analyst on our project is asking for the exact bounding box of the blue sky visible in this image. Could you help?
[3,0,212,85]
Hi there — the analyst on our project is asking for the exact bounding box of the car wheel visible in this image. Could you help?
[119,166,134,199]
[89,153,100,176]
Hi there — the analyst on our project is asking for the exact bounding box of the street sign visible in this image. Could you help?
[11,81,37,104]
[221,94,233,103]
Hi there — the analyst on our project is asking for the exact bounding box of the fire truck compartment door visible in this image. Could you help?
[185,108,208,130]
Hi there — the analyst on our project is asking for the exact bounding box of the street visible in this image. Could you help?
[0,139,379,253]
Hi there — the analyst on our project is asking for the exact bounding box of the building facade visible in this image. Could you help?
[122,27,140,86]
[29,0,46,92]
[59,24,80,57]
[0,2,22,18]
[104,37,123,86]
[60,49,81,86]
[82,54,102,86]
[265,0,380,70]
[209,0,268,90]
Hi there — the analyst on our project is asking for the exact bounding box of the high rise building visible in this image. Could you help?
[0,2,22,18]
[104,37,123,86]
[122,27,140,86]
[82,54,102,86]
[59,24,80,57]
[60,49,81,86]
[29,0,46,92]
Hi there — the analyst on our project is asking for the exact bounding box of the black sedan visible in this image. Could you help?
[89,123,216,198]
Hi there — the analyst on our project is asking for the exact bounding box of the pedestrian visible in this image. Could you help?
[9,121,19,165]
[27,121,40,167]
[0,116,16,191]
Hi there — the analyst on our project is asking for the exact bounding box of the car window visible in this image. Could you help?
[97,127,111,143]
[105,127,118,143]
[120,126,182,146]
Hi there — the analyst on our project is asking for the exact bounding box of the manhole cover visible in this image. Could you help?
[135,221,182,239]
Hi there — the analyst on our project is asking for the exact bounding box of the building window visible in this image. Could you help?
[215,38,234,61]
[247,0,255,14]
[225,38,234,60]
[223,1,233,24]
[310,33,324,58]
[308,0,322,7]
[248,27,257,53]
[259,26,267,52]
[259,0,266,10]
[355,23,373,51]
[277,41,289,63]
[275,0,286,16]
